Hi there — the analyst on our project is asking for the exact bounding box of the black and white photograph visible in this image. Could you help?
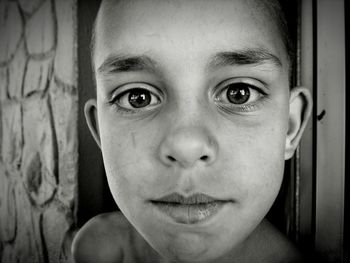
[0,0,349,262]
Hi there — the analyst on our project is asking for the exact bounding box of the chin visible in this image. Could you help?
[153,238,230,263]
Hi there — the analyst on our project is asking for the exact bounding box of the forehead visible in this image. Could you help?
[94,0,288,72]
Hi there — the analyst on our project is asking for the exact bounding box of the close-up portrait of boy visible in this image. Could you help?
[72,0,313,262]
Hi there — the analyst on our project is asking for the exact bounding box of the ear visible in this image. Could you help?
[84,99,101,148]
[285,86,313,160]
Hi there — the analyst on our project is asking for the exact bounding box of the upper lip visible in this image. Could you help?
[152,193,220,205]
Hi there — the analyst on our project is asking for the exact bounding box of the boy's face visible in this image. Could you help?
[87,0,309,262]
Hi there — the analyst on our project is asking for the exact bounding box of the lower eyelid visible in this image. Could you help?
[217,103,257,113]
[215,94,269,114]
[233,103,259,112]
[109,95,163,116]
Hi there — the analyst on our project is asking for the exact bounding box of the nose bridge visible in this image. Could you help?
[157,72,218,168]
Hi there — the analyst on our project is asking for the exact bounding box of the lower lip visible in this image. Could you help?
[151,201,226,224]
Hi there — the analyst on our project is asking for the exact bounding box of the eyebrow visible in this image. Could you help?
[208,48,282,69]
[97,54,157,75]
[97,48,282,75]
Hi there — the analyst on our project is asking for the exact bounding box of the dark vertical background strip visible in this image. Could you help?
[344,0,349,261]
[267,0,299,241]
[77,0,117,228]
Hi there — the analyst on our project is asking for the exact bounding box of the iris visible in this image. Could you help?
[227,84,250,104]
[129,88,151,108]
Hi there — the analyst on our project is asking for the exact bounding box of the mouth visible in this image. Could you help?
[150,193,231,225]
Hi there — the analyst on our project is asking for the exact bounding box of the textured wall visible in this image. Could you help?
[0,0,78,262]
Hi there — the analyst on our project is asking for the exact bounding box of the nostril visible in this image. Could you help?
[167,156,176,162]
[200,155,209,161]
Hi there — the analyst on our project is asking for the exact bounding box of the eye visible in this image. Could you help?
[111,85,162,112]
[216,82,264,105]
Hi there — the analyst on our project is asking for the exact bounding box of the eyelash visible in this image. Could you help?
[109,102,138,114]
[108,84,163,115]
[213,81,268,113]
[108,80,268,116]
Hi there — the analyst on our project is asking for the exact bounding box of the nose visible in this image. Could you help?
[158,126,218,168]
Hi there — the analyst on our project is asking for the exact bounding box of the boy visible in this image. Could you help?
[72,0,312,262]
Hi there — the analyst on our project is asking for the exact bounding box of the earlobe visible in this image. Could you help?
[84,99,101,148]
[285,87,313,160]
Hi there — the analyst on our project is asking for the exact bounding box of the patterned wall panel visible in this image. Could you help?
[0,0,78,262]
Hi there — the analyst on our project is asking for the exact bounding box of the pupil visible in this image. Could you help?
[129,89,151,108]
[227,84,250,104]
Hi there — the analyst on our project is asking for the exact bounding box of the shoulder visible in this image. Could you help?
[72,212,132,263]
[247,219,305,263]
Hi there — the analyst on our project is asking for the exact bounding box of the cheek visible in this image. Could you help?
[98,120,161,211]
[218,113,288,205]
